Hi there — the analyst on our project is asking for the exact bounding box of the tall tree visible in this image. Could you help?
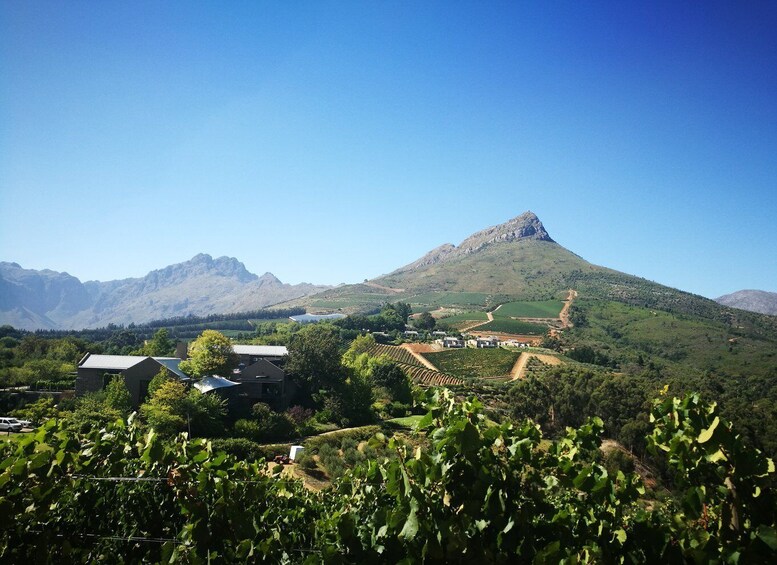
[286,324,344,402]
[178,330,238,378]
[104,375,132,415]
[143,328,174,357]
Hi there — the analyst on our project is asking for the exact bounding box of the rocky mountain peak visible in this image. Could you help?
[157,254,258,284]
[390,211,553,275]
[456,211,553,254]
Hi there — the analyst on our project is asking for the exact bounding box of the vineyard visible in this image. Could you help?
[366,344,424,367]
[401,365,463,386]
[366,344,463,386]
[2,393,774,562]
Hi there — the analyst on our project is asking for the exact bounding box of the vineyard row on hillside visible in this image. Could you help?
[366,343,424,367]
[366,344,463,385]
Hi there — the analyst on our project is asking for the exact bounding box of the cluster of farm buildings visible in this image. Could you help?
[71,312,535,409]
[402,330,533,349]
[75,344,290,410]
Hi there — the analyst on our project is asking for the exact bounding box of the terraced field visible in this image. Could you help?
[366,344,462,385]
[403,365,463,386]
[366,344,424,367]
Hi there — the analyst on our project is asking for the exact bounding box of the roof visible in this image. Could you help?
[289,313,346,323]
[232,345,288,357]
[78,354,190,380]
[194,376,240,393]
[79,354,147,370]
[153,357,189,380]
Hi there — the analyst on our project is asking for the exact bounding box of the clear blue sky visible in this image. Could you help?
[2,1,776,299]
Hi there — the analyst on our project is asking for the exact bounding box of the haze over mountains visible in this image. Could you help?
[0,254,329,330]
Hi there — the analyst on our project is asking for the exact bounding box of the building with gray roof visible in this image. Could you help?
[76,353,190,407]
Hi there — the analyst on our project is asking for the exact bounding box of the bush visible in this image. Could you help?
[388,401,411,418]
[603,447,635,476]
[233,418,262,442]
[210,438,265,462]
[295,450,318,471]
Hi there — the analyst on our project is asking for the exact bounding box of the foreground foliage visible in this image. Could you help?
[1,391,775,563]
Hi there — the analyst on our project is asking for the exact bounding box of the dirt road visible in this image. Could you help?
[559,289,578,329]
[509,352,562,380]
[458,305,499,332]
[401,343,441,371]
[363,281,405,293]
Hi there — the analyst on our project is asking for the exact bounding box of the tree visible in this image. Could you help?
[370,360,412,405]
[143,328,174,357]
[415,311,436,331]
[286,324,344,403]
[11,397,59,425]
[140,379,189,436]
[178,330,238,378]
[104,375,131,415]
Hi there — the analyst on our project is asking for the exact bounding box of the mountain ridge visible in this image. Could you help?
[0,255,329,330]
[715,289,777,316]
[390,211,553,275]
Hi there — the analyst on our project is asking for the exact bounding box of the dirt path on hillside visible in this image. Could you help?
[363,281,405,293]
[509,352,562,380]
[401,343,441,371]
[559,289,578,328]
[458,304,499,332]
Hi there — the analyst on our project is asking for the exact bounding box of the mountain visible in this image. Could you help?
[288,211,610,311]
[0,255,329,330]
[715,290,777,316]
[283,211,777,380]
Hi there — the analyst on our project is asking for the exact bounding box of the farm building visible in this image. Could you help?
[224,345,290,412]
[289,313,347,323]
[442,337,465,348]
[75,354,190,407]
[472,336,499,348]
[232,344,287,366]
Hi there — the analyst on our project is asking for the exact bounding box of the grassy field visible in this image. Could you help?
[407,291,491,308]
[437,311,489,324]
[494,300,565,318]
[421,348,520,379]
[385,415,424,429]
[477,319,548,335]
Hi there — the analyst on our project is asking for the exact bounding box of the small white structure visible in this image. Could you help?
[289,445,304,461]
[193,375,240,393]
[443,337,464,348]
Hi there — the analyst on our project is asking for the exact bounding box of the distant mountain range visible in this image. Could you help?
[3,212,774,332]
[0,254,330,330]
[715,290,777,316]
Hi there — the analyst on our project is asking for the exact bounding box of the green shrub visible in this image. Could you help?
[210,438,265,462]
[233,418,262,442]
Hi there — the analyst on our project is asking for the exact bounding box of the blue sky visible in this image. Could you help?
[1,1,775,299]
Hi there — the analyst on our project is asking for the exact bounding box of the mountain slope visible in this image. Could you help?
[715,290,777,316]
[288,211,777,348]
[289,212,611,312]
[0,255,329,330]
